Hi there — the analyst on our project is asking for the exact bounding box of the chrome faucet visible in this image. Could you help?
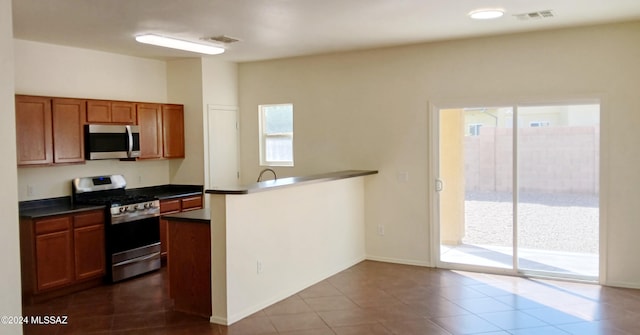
[257,168,277,182]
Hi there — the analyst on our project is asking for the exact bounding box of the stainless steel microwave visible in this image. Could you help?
[85,124,141,160]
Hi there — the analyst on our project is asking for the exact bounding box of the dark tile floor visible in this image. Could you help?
[22,261,640,334]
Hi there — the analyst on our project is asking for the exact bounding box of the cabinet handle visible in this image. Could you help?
[112,252,160,267]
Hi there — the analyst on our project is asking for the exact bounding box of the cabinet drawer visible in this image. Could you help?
[181,196,202,210]
[74,211,104,228]
[161,199,181,213]
[35,216,71,235]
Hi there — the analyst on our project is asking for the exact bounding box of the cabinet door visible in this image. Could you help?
[52,98,86,164]
[159,218,169,259]
[137,103,163,159]
[15,95,53,165]
[181,195,203,211]
[73,211,105,281]
[74,224,105,281]
[160,199,181,259]
[162,104,185,158]
[86,100,111,123]
[35,217,74,292]
[111,102,136,124]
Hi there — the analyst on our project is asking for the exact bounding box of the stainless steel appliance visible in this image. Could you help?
[85,124,141,160]
[72,175,160,282]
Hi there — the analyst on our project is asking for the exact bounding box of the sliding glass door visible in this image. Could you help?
[437,103,599,280]
[516,105,599,279]
[439,107,514,270]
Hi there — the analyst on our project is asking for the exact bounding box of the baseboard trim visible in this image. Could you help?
[365,255,432,267]
[209,315,228,325]
[603,280,640,289]
[218,255,367,326]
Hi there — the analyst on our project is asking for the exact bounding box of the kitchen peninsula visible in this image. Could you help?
[205,170,377,325]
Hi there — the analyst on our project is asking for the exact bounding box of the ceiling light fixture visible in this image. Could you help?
[135,34,225,55]
[468,8,505,20]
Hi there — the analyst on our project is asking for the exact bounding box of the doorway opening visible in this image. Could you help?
[436,103,600,281]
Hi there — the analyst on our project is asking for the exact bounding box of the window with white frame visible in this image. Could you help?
[259,104,293,166]
[468,123,483,136]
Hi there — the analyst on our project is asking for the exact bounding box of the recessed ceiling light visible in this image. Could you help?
[135,34,225,55]
[469,8,505,20]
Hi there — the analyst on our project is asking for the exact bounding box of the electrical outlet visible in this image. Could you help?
[27,185,34,196]
[377,224,385,236]
[256,260,263,274]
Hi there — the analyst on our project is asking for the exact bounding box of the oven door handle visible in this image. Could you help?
[125,125,134,158]
[113,251,160,267]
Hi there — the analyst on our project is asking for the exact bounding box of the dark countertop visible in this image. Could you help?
[19,197,106,219]
[19,184,204,219]
[205,170,378,195]
[162,209,210,224]
[128,184,204,200]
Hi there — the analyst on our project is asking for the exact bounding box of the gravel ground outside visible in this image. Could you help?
[462,191,599,254]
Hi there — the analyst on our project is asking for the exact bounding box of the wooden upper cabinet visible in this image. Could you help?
[87,100,136,124]
[15,95,85,166]
[16,95,183,165]
[162,104,185,158]
[52,98,86,164]
[111,102,136,124]
[86,100,111,123]
[137,103,163,159]
[15,95,53,165]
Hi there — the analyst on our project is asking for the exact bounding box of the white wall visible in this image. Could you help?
[238,21,640,287]
[210,177,366,324]
[0,0,23,333]
[14,39,172,200]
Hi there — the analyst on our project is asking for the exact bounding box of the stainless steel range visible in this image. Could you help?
[72,175,161,282]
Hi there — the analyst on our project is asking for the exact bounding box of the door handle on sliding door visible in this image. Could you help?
[435,179,444,192]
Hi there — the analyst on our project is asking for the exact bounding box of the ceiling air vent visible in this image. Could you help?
[201,35,241,44]
[514,10,555,21]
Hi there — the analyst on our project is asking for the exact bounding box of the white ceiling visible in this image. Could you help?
[12,0,640,63]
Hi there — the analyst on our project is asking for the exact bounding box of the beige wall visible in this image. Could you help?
[210,177,366,324]
[165,58,239,188]
[0,0,23,333]
[167,58,205,185]
[202,58,239,108]
[14,39,173,200]
[201,59,239,189]
[238,21,640,287]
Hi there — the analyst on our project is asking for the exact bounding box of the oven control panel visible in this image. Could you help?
[110,200,160,224]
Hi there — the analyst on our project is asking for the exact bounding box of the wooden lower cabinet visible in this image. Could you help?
[159,194,203,260]
[167,218,211,317]
[21,209,105,303]
[35,223,74,291]
[73,211,106,281]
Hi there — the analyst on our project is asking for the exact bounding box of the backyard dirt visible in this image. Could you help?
[463,191,599,254]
